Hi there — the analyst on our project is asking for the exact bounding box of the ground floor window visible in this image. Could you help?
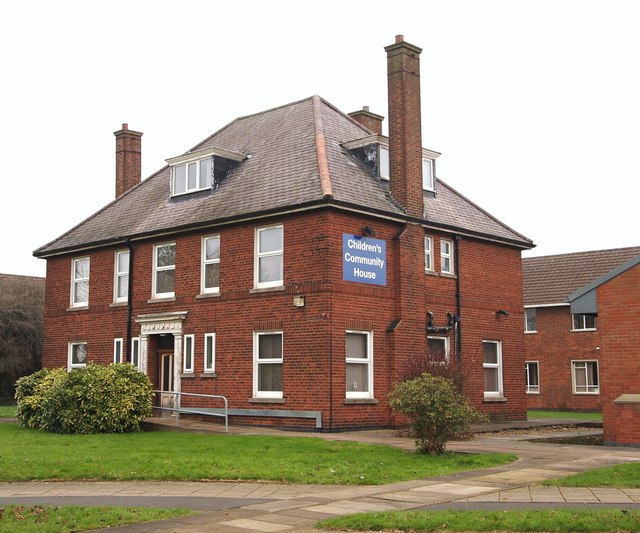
[483,340,503,398]
[183,334,194,373]
[525,361,539,394]
[204,333,216,373]
[131,337,140,368]
[113,338,123,363]
[68,342,87,370]
[254,331,283,398]
[427,336,449,363]
[572,360,599,394]
[346,330,373,399]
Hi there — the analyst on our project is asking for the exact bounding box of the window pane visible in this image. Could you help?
[259,255,283,283]
[483,342,498,364]
[589,362,599,386]
[346,333,367,359]
[205,236,220,260]
[156,270,175,294]
[157,245,175,267]
[174,165,186,194]
[379,147,389,178]
[74,281,88,303]
[118,252,129,273]
[75,258,89,278]
[185,337,193,370]
[258,363,282,391]
[346,362,368,392]
[200,158,212,188]
[484,368,499,392]
[205,336,214,369]
[205,263,220,289]
[114,341,121,363]
[526,363,539,386]
[422,158,434,190]
[428,338,447,362]
[72,344,87,365]
[585,315,596,329]
[117,275,128,298]
[259,227,283,253]
[258,334,282,359]
[131,340,139,367]
[187,162,197,189]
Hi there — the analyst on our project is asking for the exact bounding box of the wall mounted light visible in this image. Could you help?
[293,295,305,307]
[496,309,509,317]
[363,226,377,237]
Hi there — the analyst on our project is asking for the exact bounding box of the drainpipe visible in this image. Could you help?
[455,235,462,357]
[125,238,134,363]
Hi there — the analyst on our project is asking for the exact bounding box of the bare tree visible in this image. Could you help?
[0,275,44,401]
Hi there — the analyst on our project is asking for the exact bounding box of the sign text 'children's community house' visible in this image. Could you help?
[342,234,386,286]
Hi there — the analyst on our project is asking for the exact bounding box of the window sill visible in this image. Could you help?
[425,270,438,276]
[199,372,217,378]
[196,292,221,299]
[249,397,285,404]
[526,391,540,395]
[344,398,378,405]
[573,391,600,395]
[571,329,597,333]
[147,297,176,304]
[524,331,537,335]
[440,272,457,279]
[66,305,89,312]
[180,373,195,379]
[109,301,128,308]
[250,286,285,294]
[483,396,507,403]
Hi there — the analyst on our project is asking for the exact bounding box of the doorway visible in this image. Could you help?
[159,350,175,416]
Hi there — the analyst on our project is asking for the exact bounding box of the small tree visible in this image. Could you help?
[388,372,483,455]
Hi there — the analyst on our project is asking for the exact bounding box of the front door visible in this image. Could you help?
[159,351,175,416]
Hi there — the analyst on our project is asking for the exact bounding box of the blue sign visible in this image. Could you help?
[342,234,386,286]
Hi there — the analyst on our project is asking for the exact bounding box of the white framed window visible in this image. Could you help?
[201,235,220,294]
[346,330,373,399]
[255,225,283,288]
[204,333,216,373]
[483,340,503,397]
[153,243,176,298]
[441,239,454,274]
[114,250,129,303]
[71,257,90,307]
[524,308,537,333]
[68,342,87,370]
[171,157,212,196]
[572,360,599,394]
[183,334,194,373]
[253,331,283,399]
[379,146,389,180]
[572,314,597,331]
[114,338,123,363]
[428,336,449,363]
[131,337,140,369]
[424,236,434,272]
[526,361,539,394]
[422,157,435,191]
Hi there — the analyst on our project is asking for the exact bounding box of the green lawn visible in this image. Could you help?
[544,462,640,488]
[319,509,640,532]
[528,409,602,421]
[0,505,191,533]
[0,424,514,485]
[0,405,16,417]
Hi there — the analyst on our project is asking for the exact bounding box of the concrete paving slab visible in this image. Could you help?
[220,518,293,531]
[558,487,600,503]
[241,499,320,512]
[411,482,496,496]
[499,488,532,502]
[590,488,634,503]
[474,468,567,483]
[529,486,565,502]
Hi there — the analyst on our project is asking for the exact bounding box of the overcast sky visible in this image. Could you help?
[2,0,638,277]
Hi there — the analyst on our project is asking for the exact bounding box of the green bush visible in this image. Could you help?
[15,364,153,433]
[388,372,484,455]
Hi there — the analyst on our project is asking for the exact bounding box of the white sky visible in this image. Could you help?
[2,0,639,277]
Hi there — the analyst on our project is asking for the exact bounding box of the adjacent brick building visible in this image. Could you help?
[522,246,640,413]
[34,36,534,430]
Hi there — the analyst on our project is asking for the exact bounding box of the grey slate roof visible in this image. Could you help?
[34,96,532,257]
[523,246,640,306]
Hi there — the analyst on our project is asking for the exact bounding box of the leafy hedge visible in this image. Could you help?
[15,364,153,433]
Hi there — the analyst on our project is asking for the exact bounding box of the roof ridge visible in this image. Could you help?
[312,96,333,199]
[523,245,640,261]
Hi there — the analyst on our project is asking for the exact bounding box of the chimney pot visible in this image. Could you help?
[122,123,128,130]
[395,34,404,43]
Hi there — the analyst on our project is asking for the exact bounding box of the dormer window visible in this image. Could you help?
[422,158,435,191]
[172,158,212,195]
[379,146,390,180]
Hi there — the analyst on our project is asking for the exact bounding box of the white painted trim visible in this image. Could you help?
[254,225,284,289]
[253,331,284,399]
[345,330,374,400]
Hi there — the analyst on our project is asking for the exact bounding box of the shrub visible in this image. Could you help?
[15,364,153,433]
[388,372,484,455]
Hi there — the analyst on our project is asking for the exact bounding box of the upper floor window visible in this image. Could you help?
[572,313,596,331]
[379,146,389,180]
[201,236,220,294]
[114,250,129,303]
[346,330,373,399]
[255,226,283,288]
[428,336,449,363]
[424,236,434,272]
[171,157,212,196]
[483,340,503,398]
[524,308,537,333]
[68,342,87,370]
[153,243,176,298]
[572,360,599,394]
[71,257,89,307]
[422,158,435,191]
[441,239,454,274]
[254,331,283,399]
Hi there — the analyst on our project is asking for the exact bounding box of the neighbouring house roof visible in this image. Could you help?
[0,273,45,291]
[523,246,640,306]
[0,273,45,305]
[34,96,533,258]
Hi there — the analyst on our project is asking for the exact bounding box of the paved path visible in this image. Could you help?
[1,420,639,532]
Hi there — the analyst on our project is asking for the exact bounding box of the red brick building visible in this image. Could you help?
[522,246,640,413]
[34,36,533,430]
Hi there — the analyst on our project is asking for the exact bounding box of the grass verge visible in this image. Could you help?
[0,424,514,485]
[319,509,640,532]
[528,410,602,421]
[544,463,640,488]
[0,406,16,418]
[0,505,192,533]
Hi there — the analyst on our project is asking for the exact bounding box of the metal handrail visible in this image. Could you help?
[153,390,228,432]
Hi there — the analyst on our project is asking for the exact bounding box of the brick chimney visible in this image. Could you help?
[385,35,423,218]
[348,106,384,135]
[114,123,143,198]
